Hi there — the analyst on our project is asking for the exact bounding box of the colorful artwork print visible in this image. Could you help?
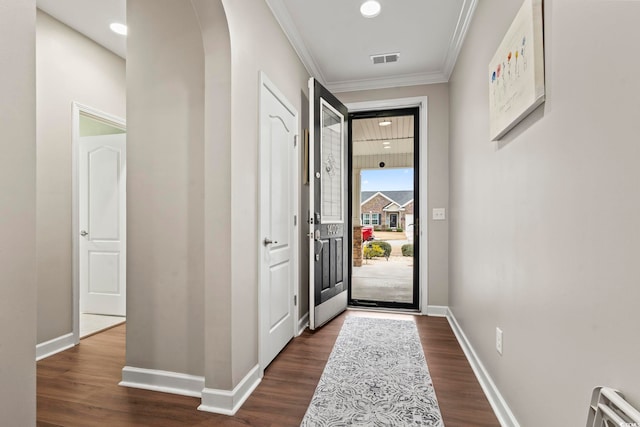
[489,0,545,141]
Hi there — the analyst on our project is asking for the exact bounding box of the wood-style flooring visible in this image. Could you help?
[37,310,500,426]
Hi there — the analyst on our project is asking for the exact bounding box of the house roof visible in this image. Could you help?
[383,202,405,212]
[361,190,414,207]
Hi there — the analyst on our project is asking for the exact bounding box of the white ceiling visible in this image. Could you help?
[353,115,414,156]
[36,0,126,58]
[266,0,477,92]
[34,0,477,93]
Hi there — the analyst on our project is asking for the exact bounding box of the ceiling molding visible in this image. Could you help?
[265,0,327,84]
[442,0,478,80]
[266,0,476,92]
[326,71,448,94]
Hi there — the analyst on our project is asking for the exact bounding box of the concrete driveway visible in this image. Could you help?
[351,255,413,303]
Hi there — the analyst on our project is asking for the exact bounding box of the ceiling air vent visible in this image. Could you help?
[371,52,400,65]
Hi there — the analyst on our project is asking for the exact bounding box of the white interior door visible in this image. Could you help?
[259,74,298,369]
[79,134,126,316]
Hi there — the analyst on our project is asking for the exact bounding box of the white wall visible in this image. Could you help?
[449,1,640,425]
[221,0,310,387]
[36,10,126,343]
[126,0,205,376]
[338,84,450,306]
[191,0,234,390]
[0,0,37,424]
[125,0,309,391]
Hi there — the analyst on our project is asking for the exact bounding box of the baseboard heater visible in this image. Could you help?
[587,387,640,426]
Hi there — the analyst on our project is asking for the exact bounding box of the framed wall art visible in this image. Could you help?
[489,0,545,141]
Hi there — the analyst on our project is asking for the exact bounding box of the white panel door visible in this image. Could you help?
[79,134,126,316]
[259,74,298,369]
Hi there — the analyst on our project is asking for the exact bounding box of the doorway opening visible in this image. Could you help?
[348,108,419,310]
[72,103,127,341]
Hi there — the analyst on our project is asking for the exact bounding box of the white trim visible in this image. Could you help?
[265,1,476,92]
[426,305,449,317]
[198,365,262,416]
[382,203,402,212]
[361,191,396,207]
[298,312,309,336]
[264,0,326,84]
[361,212,381,226]
[346,97,429,314]
[401,198,414,208]
[442,0,479,80]
[257,72,300,372]
[119,366,205,398]
[446,308,521,427]
[71,102,126,346]
[36,333,75,361]
[327,72,447,94]
[308,78,316,330]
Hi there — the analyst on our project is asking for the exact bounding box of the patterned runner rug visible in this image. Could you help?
[301,316,444,426]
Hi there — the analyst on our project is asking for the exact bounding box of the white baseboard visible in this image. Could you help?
[446,308,520,427]
[119,366,204,398]
[198,364,262,416]
[298,312,309,336]
[36,333,75,361]
[426,305,449,317]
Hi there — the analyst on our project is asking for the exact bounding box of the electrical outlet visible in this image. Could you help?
[496,327,503,355]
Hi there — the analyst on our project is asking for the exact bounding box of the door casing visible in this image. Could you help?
[72,102,126,344]
[345,97,430,314]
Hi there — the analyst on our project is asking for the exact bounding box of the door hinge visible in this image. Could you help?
[294,135,298,147]
[294,295,297,306]
[294,215,297,226]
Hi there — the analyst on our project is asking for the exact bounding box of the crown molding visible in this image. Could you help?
[265,0,327,84]
[266,0,477,92]
[442,0,478,80]
[326,71,448,94]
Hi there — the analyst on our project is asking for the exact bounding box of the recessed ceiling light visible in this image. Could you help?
[379,120,392,127]
[360,1,381,18]
[383,141,391,145]
[384,146,391,149]
[110,23,128,36]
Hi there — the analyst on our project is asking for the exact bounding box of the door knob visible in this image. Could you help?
[80,230,88,237]
[263,238,278,246]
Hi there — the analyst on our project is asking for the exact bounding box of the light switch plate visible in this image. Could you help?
[496,327,503,355]
[432,208,446,220]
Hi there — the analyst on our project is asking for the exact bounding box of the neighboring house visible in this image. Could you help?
[361,191,413,230]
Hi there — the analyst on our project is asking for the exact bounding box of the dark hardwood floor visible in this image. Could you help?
[37,310,499,426]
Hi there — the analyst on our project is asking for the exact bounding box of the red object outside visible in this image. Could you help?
[362,226,374,241]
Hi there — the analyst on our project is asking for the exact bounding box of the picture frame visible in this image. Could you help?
[489,0,545,141]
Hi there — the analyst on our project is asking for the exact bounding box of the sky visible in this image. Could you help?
[361,168,414,191]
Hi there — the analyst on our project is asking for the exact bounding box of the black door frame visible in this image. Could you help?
[347,107,420,310]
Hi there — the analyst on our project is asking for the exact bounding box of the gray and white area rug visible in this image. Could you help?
[301,316,444,426]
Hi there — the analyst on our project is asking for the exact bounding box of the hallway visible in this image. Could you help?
[37,311,499,426]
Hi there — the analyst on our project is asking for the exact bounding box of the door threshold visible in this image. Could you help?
[347,305,420,315]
